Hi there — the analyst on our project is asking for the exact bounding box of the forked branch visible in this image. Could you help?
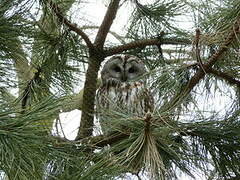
[77,0,121,140]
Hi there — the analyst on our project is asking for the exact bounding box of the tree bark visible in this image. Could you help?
[77,56,102,139]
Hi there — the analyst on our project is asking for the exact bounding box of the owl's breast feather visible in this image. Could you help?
[97,81,145,109]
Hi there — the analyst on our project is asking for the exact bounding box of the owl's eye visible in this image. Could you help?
[113,66,121,73]
[128,67,135,73]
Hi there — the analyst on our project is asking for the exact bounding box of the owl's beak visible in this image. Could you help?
[121,74,128,82]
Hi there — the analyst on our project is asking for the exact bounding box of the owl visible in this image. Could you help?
[96,55,154,135]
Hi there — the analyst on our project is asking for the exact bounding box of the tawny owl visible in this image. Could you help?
[96,55,154,135]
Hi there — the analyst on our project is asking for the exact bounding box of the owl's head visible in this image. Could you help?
[101,55,147,85]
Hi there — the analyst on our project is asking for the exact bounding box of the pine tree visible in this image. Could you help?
[0,0,239,179]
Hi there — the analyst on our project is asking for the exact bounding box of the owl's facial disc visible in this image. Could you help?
[101,55,147,86]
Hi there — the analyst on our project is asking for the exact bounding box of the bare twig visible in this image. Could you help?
[47,0,94,49]
[56,116,67,139]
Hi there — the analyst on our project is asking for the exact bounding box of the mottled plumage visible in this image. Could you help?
[96,55,154,134]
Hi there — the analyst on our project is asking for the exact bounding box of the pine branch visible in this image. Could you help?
[104,37,191,56]
[79,113,151,148]
[11,40,33,83]
[209,68,240,87]
[21,69,43,112]
[162,18,240,111]
[0,87,16,103]
[94,0,121,48]
[46,0,94,49]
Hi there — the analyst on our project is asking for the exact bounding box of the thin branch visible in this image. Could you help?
[104,37,192,57]
[209,68,240,87]
[94,0,121,48]
[56,116,67,139]
[47,0,94,49]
